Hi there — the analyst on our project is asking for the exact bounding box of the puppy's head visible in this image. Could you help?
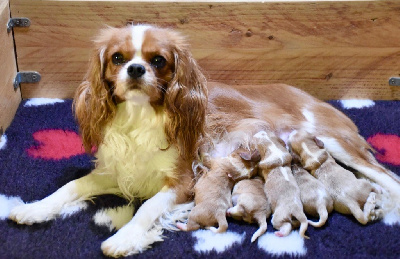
[288,130,328,170]
[74,25,208,158]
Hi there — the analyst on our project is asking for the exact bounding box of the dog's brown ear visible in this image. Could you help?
[239,151,252,161]
[165,32,208,160]
[239,149,261,162]
[250,149,261,162]
[291,151,302,165]
[313,137,325,148]
[73,45,116,153]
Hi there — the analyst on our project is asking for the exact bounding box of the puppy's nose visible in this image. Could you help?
[127,64,146,79]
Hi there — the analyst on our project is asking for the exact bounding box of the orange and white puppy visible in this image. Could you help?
[205,82,400,221]
[9,25,207,257]
[227,177,271,242]
[289,130,382,224]
[178,148,260,233]
[253,131,309,238]
[291,163,334,227]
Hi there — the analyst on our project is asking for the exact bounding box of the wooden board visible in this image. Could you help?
[10,0,400,100]
[0,0,21,134]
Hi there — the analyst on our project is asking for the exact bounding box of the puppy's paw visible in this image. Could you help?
[363,192,382,222]
[101,225,163,257]
[9,202,60,225]
[176,222,188,231]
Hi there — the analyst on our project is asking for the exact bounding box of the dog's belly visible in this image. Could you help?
[95,101,179,201]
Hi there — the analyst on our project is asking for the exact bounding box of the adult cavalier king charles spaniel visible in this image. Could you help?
[9,24,400,257]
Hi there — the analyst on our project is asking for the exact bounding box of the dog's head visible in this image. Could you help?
[288,130,328,171]
[73,25,208,159]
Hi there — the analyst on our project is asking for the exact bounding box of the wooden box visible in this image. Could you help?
[1,0,400,134]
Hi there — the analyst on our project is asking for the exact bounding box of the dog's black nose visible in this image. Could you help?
[127,64,146,79]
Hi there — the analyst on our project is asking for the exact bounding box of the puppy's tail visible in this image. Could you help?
[210,213,228,233]
[177,219,200,232]
[251,214,268,242]
[308,207,329,228]
[294,211,309,239]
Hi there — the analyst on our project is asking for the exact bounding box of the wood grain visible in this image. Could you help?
[10,0,400,100]
[0,0,21,133]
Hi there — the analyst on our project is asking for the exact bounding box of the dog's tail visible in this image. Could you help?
[251,213,268,242]
[210,212,228,233]
[293,211,309,239]
[308,206,329,228]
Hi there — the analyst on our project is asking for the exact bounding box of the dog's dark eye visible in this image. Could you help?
[150,56,166,69]
[111,52,125,65]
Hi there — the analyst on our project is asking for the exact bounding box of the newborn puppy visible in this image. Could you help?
[177,148,260,233]
[227,177,271,242]
[291,162,333,227]
[289,130,382,224]
[253,131,308,238]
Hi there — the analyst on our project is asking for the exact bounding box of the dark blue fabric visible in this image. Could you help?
[0,99,399,258]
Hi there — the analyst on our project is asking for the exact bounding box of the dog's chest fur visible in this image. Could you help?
[95,101,179,201]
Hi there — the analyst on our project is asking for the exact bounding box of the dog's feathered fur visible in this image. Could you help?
[9,24,400,257]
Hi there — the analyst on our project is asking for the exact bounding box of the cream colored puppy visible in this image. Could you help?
[227,177,271,242]
[177,148,260,233]
[291,163,333,227]
[253,131,308,238]
[289,130,382,224]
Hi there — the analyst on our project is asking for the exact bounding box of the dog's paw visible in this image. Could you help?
[9,202,60,225]
[364,192,383,222]
[176,222,188,231]
[101,225,163,257]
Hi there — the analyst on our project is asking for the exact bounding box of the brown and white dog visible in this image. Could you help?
[291,163,334,228]
[227,177,271,242]
[8,24,400,257]
[253,130,309,238]
[177,148,259,233]
[289,130,383,224]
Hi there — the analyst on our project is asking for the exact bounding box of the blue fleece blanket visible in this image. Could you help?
[0,98,399,258]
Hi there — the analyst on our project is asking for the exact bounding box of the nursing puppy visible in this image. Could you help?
[289,130,382,224]
[291,162,333,227]
[253,131,308,238]
[227,177,271,242]
[178,148,260,233]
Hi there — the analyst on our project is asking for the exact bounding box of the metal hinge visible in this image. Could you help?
[13,72,41,90]
[7,17,31,33]
[389,77,400,86]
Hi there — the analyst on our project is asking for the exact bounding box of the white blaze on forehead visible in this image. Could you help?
[301,142,321,161]
[131,25,152,59]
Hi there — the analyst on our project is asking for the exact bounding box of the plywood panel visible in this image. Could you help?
[10,0,400,100]
[0,0,21,134]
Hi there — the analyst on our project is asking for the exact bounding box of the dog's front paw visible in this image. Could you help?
[101,225,164,257]
[9,202,59,225]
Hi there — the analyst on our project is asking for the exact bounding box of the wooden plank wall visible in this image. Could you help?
[9,0,400,100]
[0,0,20,134]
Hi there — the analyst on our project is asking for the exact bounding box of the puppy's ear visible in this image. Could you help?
[313,137,325,148]
[239,149,261,162]
[73,46,116,153]
[165,36,208,160]
[291,151,302,165]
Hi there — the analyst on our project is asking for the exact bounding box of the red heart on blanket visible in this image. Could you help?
[367,133,400,166]
[27,129,85,160]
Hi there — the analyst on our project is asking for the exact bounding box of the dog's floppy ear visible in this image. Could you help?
[165,35,208,160]
[73,45,116,153]
[313,137,325,148]
[239,149,261,162]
